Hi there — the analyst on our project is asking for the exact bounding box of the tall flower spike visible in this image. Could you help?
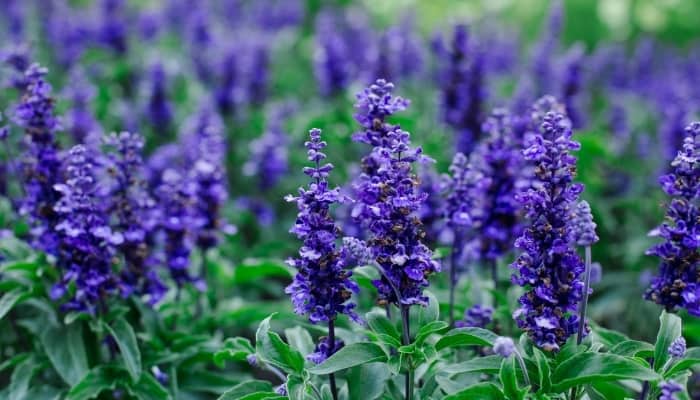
[244,105,293,191]
[105,132,166,305]
[572,200,599,246]
[285,128,359,325]
[352,79,439,307]
[313,11,353,97]
[146,62,174,134]
[14,63,62,256]
[511,96,586,352]
[645,122,700,316]
[52,145,122,313]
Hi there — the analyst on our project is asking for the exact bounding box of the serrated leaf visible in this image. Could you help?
[255,314,305,374]
[442,355,502,375]
[551,352,660,391]
[41,323,89,386]
[104,317,142,382]
[435,327,497,351]
[654,311,682,373]
[443,382,506,400]
[308,343,387,375]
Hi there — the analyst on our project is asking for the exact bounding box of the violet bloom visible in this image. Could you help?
[215,49,241,118]
[98,0,128,55]
[669,337,686,359]
[243,106,291,191]
[455,304,493,328]
[511,97,586,352]
[14,64,63,255]
[560,44,585,129]
[314,12,352,97]
[105,132,166,305]
[285,128,359,324]
[436,24,487,155]
[572,200,599,247]
[531,0,563,96]
[370,15,424,82]
[645,122,700,316]
[417,165,446,245]
[146,62,173,134]
[307,337,344,364]
[659,381,683,400]
[352,79,440,307]
[51,145,122,313]
[156,169,203,291]
[247,42,269,106]
[63,68,100,144]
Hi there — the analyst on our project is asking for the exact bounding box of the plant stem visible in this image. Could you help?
[513,351,531,387]
[328,319,339,400]
[490,259,498,292]
[576,246,592,344]
[449,235,462,327]
[400,305,414,400]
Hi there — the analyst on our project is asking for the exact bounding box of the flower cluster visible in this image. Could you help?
[146,62,173,133]
[14,63,63,256]
[307,337,344,364]
[243,105,292,191]
[659,380,683,400]
[51,145,122,313]
[669,336,686,358]
[352,80,440,307]
[105,132,166,305]
[511,97,586,351]
[455,304,493,328]
[645,122,700,316]
[285,128,359,324]
[572,200,599,247]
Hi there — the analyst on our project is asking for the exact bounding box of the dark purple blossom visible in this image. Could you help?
[531,0,563,96]
[455,304,493,328]
[105,132,166,305]
[352,80,440,307]
[156,169,203,290]
[285,128,359,323]
[369,15,424,82]
[243,106,292,191]
[645,122,700,316]
[145,62,173,133]
[51,145,122,313]
[14,64,63,255]
[98,0,129,55]
[659,380,683,400]
[214,48,242,117]
[435,24,487,155]
[246,42,269,106]
[669,337,686,358]
[314,13,353,97]
[417,165,446,245]
[493,337,515,358]
[63,68,100,144]
[560,44,585,128]
[307,337,344,364]
[511,97,586,352]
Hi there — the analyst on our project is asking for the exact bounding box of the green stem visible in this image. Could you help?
[400,305,414,400]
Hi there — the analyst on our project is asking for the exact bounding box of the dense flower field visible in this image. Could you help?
[2,0,700,399]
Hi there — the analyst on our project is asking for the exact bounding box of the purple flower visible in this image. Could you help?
[645,122,700,316]
[493,337,515,358]
[214,48,242,117]
[314,12,353,97]
[572,200,599,247]
[559,44,585,128]
[659,380,683,400]
[342,236,372,267]
[156,169,203,290]
[511,97,586,352]
[98,0,128,55]
[105,132,166,305]
[246,42,269,106]
[14,63,63,255]
[417,165,446,245]
[146,62,173,133]
[243,105,292,191]
[530,0,563,96]
[352,80,440,307]
[51,145,121,314]
[435,24,487,155]
[369,15,424,82]
[455,304,493,328]
[668,337,686,359]
[307,336,344,364]
[63,68,100,144]
[285,128,359,324]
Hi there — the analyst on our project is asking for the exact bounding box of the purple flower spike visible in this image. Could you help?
[572,200,599,247]
[646,122,700,316]
[455,304,493,328]
[511,97,586,352]
[352,80,440,307]
[659,380,683,400]
[285,129,359,324]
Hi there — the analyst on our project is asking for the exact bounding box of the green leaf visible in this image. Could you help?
[285,326,315,357]
[415,320,449,346]
[585,381,634,400]
[347,363,390,400]
[0,287,29,320]
[104,317,142,382]
[218,380,274,400]
[435,327,497,351]
[533,348,551,392]
[366,310,400,341]
[609,340,654,359]
[654,311,682,373]
[179,370,244,394]
[591,325,630,349]
[255,314,305,374]
[500,357,526,400]
[287,375,314,400]
[666,347,700,377]
[443,383,506,400]
[233,259,292,284]
[308,343,388,375]
[41,323,89,386]
[442,355,502,375]
[551,352,660,391]
[214,337,255,367]
[417,290,439,325]
[66,367,120,400]
[9,357,39,400]
[126,373,172,400]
